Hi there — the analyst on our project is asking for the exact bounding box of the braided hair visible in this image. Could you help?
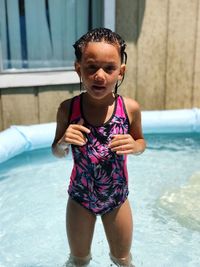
[73,27,127,64]
[73,28,127,94]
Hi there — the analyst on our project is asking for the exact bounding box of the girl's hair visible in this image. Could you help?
[73,27,127,64]
[73,28,127,94]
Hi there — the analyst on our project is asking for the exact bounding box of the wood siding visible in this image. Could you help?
[116,0,200,110]
[0,84,80,130]
[0,0,200,130]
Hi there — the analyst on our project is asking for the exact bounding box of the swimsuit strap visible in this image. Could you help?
[69,95,81,122]
[115,94,128,119]
[69,93,129,125]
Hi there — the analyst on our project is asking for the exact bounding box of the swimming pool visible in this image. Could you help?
[0,109,200,267]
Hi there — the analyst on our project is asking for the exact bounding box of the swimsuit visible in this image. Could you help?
[68,93,130,215]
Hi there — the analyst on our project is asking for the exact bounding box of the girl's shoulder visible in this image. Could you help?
[57,96,76,124]
[59,94,79,113]
[119,95,142,125]
[120,95,141,113]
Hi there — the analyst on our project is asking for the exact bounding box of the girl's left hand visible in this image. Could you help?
[109,134,141,155]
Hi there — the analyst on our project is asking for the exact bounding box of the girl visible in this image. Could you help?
[52,28,146,267]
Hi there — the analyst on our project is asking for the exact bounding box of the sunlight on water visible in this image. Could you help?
[159,172,200,231]
[0,133,200,267]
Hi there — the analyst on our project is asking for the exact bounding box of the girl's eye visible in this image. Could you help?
[104,65,116,73]
[85,64,117,74]
[86,65,97,73]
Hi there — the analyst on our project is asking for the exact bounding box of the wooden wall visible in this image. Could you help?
[0,0,200,131]
[116,0,200,110]
[0,84,79,130]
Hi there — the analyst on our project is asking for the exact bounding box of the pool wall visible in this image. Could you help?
[0,108,200,164]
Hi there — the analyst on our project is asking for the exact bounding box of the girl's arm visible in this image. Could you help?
[51,99,71,157]
[52,99,91,158]
[110,97,146,155]
[127,97,146,154]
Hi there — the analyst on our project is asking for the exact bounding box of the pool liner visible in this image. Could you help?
[0,108,200,163]
[0,127,28,163]
[11,122,56,150]
[142,108,200,134]
[0,123,56,163]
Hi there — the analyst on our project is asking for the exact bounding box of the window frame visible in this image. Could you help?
[0,0,115,89]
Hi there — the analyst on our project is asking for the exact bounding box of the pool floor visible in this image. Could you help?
[0,133,200,267]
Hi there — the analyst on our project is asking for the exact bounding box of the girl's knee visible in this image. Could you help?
[66,253,91,266]
[110,252,135,267]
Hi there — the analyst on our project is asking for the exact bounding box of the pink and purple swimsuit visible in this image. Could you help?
[68,93,130,215]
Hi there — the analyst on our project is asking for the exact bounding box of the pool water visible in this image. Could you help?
[0,133,200,267]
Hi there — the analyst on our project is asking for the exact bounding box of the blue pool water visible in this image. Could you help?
[0,133,200,267]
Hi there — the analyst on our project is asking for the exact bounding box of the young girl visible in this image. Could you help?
[52,28,146,267]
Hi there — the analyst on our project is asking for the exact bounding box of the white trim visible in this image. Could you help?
[0,70,79,88]
[103,0,116,30]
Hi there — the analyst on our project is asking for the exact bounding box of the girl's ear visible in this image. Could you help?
[118,63,126,80]
[74,61,81,77]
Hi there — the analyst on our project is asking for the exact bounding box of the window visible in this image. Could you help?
[0,0,115,88]
[0,0,104,72]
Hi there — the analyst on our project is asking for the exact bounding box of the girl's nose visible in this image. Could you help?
[94,68,105,82]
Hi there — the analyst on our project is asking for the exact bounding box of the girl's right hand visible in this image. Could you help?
[60,118,90,146]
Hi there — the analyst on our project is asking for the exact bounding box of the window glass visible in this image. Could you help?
[0,0,103,72]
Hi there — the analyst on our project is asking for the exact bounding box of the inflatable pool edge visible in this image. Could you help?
[0,109,199,164]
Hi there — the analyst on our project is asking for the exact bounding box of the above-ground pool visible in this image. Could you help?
[0,109,200,267]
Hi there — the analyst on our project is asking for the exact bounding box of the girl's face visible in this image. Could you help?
[75,42,126,100]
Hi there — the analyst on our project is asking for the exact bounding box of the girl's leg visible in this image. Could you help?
[101,199,133,266]
[66,197,96,266]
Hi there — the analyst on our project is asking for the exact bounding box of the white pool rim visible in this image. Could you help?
[0,108,200,164]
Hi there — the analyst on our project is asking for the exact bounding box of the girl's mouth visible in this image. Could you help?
[92,85,106,91]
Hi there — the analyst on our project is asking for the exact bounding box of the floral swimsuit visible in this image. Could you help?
[68,93,130,215]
